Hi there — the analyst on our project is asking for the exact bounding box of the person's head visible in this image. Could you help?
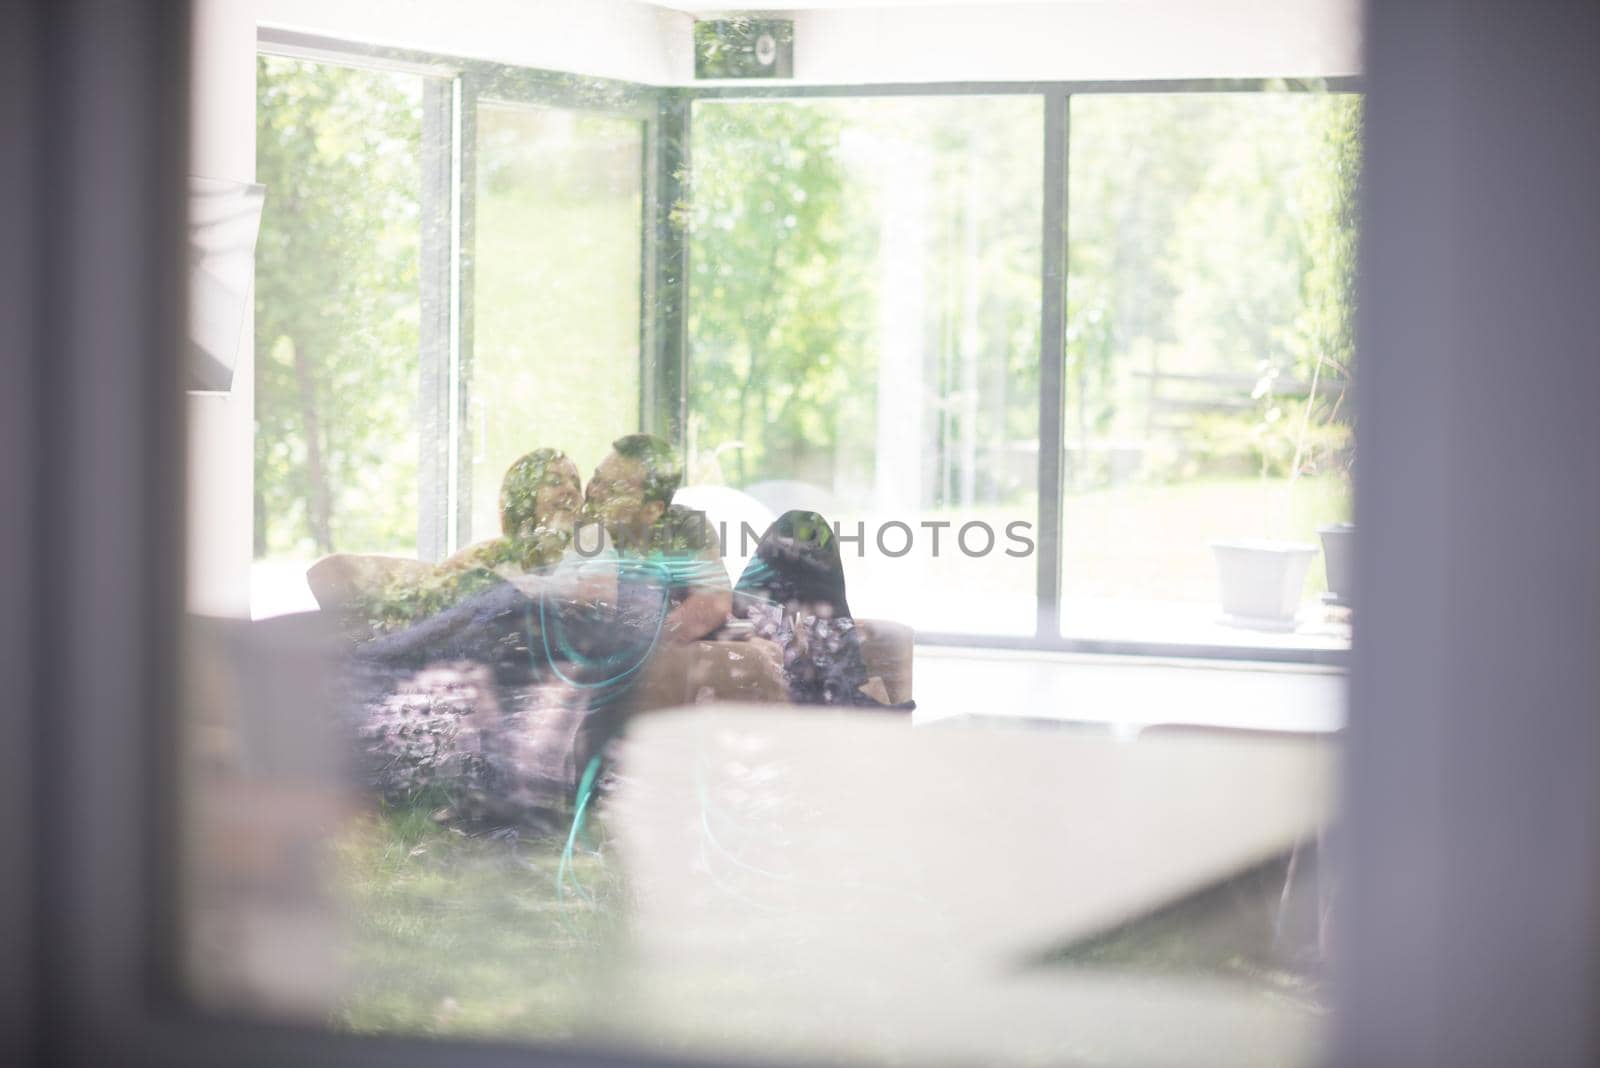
[499,448,582,540]
[732,509,851,622]
[585,433,683,536]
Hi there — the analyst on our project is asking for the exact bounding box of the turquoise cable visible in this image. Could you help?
[536,560,669,690]
[556,753,605,910]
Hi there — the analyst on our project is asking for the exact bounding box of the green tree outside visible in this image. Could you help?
[254,56,423,559]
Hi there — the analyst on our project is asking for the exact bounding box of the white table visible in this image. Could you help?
[601,705,1336,1066]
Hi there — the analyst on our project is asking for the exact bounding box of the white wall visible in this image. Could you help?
[256,0,695,83]
[246,1,1363,89]
[188,0,258,617]
[781,1,1362,84]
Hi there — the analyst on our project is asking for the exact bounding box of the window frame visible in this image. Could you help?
[27,5,1600,1067]
[685,78,1360,666]
[253,24,1361,662]
[256,29,671,560]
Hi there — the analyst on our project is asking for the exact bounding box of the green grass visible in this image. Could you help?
[838,474,1351,633]
[334,795,1328,1048]
[1060,474,1352,602]
[333,803,623,1041]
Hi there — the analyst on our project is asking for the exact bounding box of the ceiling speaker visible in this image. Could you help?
[694,18,794,79]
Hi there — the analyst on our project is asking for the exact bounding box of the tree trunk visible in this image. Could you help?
[253,484,267,558]
[732,221,788,487]
[290,338,334,553]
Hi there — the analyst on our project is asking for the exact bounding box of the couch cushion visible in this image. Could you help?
[631,636,789,712]
[856,619,914,705]
[630,618,913,712]
[305,553,437,616]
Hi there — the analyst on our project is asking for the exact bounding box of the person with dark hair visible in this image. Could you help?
[532,434,731,814]
[606,432,684,510]
[582,433,730,644]
[734,510,909,709]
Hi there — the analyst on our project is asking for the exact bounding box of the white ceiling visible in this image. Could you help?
[644,1,1091,11]
[651,0,1362,83]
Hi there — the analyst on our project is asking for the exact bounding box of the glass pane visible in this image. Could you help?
[1061,92,1361,649]
[192,38,1347,1068]
[468,101,644,545]
[251,55,425,616]
[688,96,1043,636]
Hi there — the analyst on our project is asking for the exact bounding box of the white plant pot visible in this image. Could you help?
[1210,539,1319,631]
[1317,522,1355,606]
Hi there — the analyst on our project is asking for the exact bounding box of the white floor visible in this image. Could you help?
[911,646,1346,735]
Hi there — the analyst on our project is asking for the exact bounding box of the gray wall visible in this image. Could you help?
[1338,2,1600,1064]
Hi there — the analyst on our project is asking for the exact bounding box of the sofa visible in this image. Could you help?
[305,552,914,712]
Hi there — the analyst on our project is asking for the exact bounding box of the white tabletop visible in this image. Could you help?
[601,704,1336,1066]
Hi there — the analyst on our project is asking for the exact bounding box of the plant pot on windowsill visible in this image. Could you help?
[1317,522,1355,607]
[1210,539,1318,632]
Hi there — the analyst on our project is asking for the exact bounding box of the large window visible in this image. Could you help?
[687,95,1043,636]
[1061,92,1361,650]
[226,41,1356,1064]
[251,53,1360,659]
[680,88,1360,654]
[469,99,646,542]
[252,55,427,611]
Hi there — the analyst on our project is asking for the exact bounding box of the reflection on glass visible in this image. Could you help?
[252,56,425,616]
[470,102,644,544]
[192,51,1346,1068]
[1062,93,1361,647]
[687,97,1043,636]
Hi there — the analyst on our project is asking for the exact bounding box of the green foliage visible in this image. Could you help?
[686,101,861,490]
[1064,93,1362,481]
[252,73,1360,564]
[335,806,623,1038]
[1066,95,1235,444]
[1288,95,1363,483]
[687,98,1042,508]
[254,57,423,558]
[345,565,504,639]
[470,104,645,539]
[1292,95,1362,381]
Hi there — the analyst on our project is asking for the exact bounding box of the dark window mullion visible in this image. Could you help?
[417,75,454,562]
[452,73,478,553]
[651,92,690,450]
[1036,88,1069,640]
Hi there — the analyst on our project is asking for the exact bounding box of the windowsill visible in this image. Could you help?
[911,644,1345,735]
[1059,596,1352,653]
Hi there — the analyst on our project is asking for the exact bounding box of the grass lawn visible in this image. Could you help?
[840,474,1351,635]
[1060,474,1352,603]
[333,795,1327,1051]
[334,802,622,1041]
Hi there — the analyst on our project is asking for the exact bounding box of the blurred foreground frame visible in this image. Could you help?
[184,614,353,1021]
[9,1,1600,1067]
